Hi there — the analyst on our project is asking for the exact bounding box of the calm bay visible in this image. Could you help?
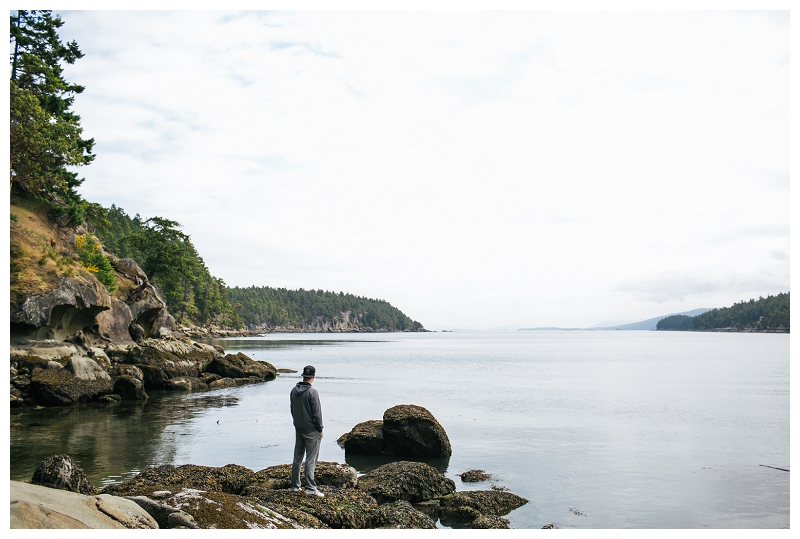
[9,331,789,528]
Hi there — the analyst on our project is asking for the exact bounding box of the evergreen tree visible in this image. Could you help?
[10,10,94,223]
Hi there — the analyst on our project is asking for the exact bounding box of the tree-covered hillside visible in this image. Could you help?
[656,293,789,331]
[88,205,238,327]
[226,286,425,331]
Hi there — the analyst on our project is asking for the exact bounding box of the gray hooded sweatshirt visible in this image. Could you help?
[290,382,323,433]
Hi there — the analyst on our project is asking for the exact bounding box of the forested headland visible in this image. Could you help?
[86,203,425,332]
[656,293,789,332]
[10,10,425,334]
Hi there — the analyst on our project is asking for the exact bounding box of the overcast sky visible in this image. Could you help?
[55,8,789,330]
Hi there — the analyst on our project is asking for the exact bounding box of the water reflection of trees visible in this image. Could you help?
[10,391,240,487]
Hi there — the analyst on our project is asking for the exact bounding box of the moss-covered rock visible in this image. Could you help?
[245,486,378,529]
[357,461,455,504]
[382,404,451,458]
[247,461,358,491]
[337,419,386,455]
[101,464,255,497]
[29,362,114,405]
[438,490,528,517]
[457,469,491,482]
[372,500,437,529]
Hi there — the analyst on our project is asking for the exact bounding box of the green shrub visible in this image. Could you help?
[74,234,116,292]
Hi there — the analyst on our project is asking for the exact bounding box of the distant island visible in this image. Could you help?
[520,297,789,333]
[656,293,789,332]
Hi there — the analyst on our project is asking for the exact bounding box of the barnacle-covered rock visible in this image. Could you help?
[372,500,436,529]
[146,488,308,529]
[439,490,527,515]
[337,419,385,455]
[356,461,455,504]
[457,469,491,482]
[245,486,378,529]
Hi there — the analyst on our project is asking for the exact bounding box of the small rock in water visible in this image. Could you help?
[458,469,491,482]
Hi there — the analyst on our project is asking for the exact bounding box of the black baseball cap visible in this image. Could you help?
[302,365,316,378]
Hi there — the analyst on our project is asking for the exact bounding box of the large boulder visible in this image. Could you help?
[66,355,112,382]
[206,352,277,381]
[31,454,98,495]
[101,464,255,497]
[113,375,148,400]
[382,404,452,458]
[245,461,358,491]
[356,461,455,504]
[94,299,135,343]
[337,419,385,455]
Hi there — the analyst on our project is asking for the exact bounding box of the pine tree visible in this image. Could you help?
[10,10,95,221]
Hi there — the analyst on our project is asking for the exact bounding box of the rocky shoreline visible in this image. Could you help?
[12,458,528,530]
[175,325,431,339]
[10,335,277,408]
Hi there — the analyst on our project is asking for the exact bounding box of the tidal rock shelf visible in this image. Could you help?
[12,455,529,529]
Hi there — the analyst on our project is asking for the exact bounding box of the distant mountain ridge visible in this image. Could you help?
[518,308,712,331]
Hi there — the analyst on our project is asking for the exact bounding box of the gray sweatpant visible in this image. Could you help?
[291,430,322,490]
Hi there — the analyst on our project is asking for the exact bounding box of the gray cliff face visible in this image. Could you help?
[10,257,175,345]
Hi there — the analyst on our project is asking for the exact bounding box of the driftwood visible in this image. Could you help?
[759,464,789,472]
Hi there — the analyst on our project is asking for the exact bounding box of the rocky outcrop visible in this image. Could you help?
[356,461,456,504]
[126,337,219,388]
[206,352,277,381]
[10,334,275,407]
[10,277,112,342]
[338,404,451,458]
[10,254,176,345]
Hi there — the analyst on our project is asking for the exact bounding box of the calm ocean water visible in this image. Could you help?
[9,331,789,528]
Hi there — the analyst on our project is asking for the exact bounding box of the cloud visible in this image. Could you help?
[54,10,789,328]
[614,269,789,303]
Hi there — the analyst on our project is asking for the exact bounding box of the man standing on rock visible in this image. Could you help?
[290,365,325,497]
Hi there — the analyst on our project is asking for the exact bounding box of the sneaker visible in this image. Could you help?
[305,488,324,497]
[290,486,301,492]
